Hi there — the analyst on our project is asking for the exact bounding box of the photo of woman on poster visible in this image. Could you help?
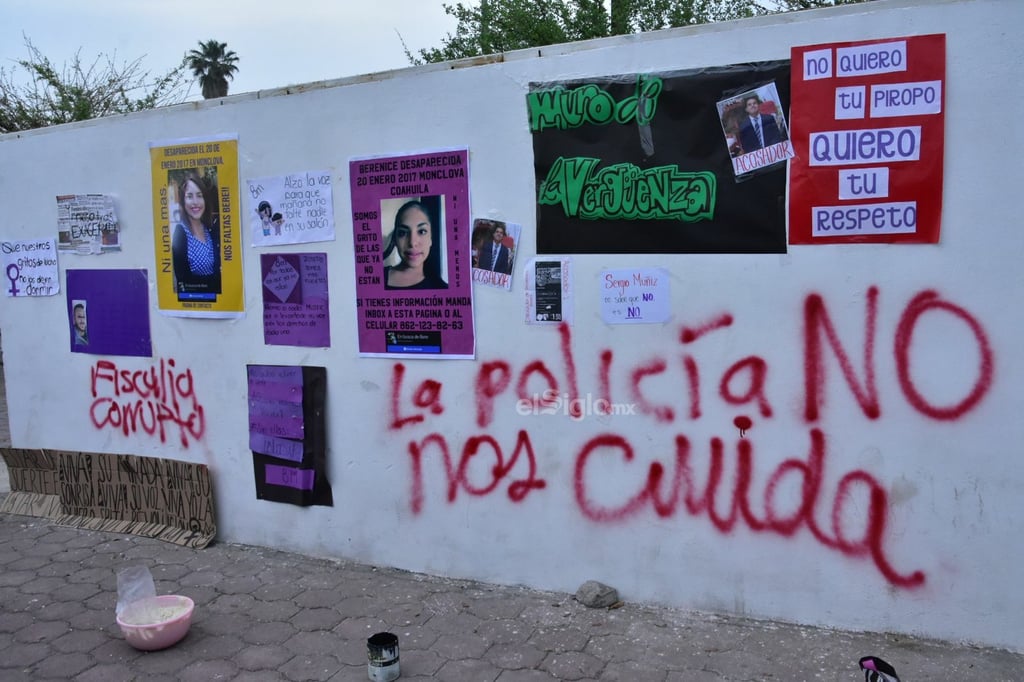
[381,197,448,290]
[171,169,222,297]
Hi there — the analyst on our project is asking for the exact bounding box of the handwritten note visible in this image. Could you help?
[599,267,671,324]
[2,238,59,297]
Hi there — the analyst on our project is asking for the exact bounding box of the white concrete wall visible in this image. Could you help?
[2,0,1022,650]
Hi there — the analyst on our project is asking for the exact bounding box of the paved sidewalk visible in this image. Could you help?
[1,505,1021,681]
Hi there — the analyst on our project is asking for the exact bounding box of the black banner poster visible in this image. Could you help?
[529,61,790,254]
[247,365,333,507]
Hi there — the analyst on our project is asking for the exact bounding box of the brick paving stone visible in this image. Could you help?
[0,569,37,586]
[434,657,503,682]
[88,638,143,664]
[431,631,493,660]
[216,574,264,594]
[248,598,303,622]
[292,587,343,608]
[178,658,239,681]
[466,595,530,620]
[484,641,549,670]
[253,582,304,601]
[527,625,592,653]
[189,633,247,659]
[241,670,293,682]
[131,646,197,675]
[67,606,117,631]
[399,648,446,676]
[495,670,561,681]
[284,629,344,656]
[178,569,224,587]
[52,629,110,654]
[332,615,389,640]
[474,618,535,645]
[32,651,95,678]
[235,643,295,671]
[378,601,432,627]
[541,650,607,680]
[1,641,50,667]
[66,567,113,584]
[424,610,484,635]
[1,509,1022,681]
[207,592,257,614]
[598,658,671,681]
[50,547,97,563]
[290,606,343,631]
[331,636,370,667]
[0,610,34,632]
[15,619,69,643]
[7,557,51,569]
[83,588,118,608]
[149,563,191,581]
[52,582,103,602]
[243,620,299,645]
[197,611,253,636]
[296,569,348,590]
[280,654,343,682]
[388,623,441,650]
[334,594,382,614]
[76,663,137,682]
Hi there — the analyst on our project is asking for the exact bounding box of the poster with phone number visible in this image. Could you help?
[349,148,474,359]
[149,135,244,317]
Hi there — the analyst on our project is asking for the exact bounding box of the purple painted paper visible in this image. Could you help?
[261,253,330,347]
[247,381,303,403]
[67,269,152,357]
[349,149,475,359]
[265,464,315,490]
[248,398,304,420]
[247,365,303,383]
[249,432,304,463]
[249,414,304,439]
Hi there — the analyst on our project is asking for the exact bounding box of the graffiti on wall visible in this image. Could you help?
[89,358,205,447]
[387,287,994,588]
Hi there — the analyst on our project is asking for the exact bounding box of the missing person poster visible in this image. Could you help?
[789,34,946,244]
[348,148,474,359]
[528,62,791,255]
[149,135,244,318]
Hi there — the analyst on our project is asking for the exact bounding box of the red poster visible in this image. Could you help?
[789,34,945,244]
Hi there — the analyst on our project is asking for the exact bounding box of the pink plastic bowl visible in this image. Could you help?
[116,594,194,651]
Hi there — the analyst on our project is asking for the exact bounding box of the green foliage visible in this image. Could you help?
[412,0,876,63]
[0,37,189,134]
[187,40,239,100]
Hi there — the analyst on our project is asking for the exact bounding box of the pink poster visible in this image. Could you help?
[349,149,474,358]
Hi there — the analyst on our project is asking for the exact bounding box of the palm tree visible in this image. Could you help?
[187,40,239,99]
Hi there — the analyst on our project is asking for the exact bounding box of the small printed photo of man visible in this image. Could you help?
[72,300,89,345]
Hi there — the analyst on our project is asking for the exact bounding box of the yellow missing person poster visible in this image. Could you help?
[149,135,244,317]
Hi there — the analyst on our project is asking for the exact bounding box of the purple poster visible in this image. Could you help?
[66,269,152,357]
[246,364,332,507]
[261,253,330,347]
[349,148,475,359]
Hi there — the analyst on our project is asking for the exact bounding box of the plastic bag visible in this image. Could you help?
[116,565,156,617]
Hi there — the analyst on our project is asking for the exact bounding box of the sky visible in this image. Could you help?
[1,0,460,99]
